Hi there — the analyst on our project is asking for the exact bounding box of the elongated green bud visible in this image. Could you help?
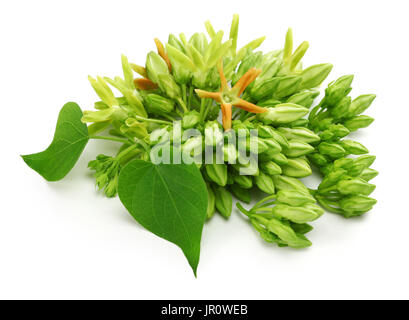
[214,185,233,218]
[257,125,276,138]
[308,152,329,167]
[272,175,310,194]
[343,115,374,131]
[260,161,282,175]
[329,124,350,138]
[340,140,369,155]
[233,173,253,189]
[182,110,200,129]
[272,204,323,224]
[330,96,351,119]
[233,51,263,84]
[250,77,280,101]
[339,195,377,214]
[262,138,282,154]
[204,121,223,146]
[360,168,378,181]
[276,189,315,206]
[157,74,182,100]
[255,171,275,194]
[189,32,208,55]
[318,142,346,159]
[267,218,312,248]
[286,90,319,108]
[270,153,289,165]
[353,155,376,168]
[281,158,312,178]
[283,140,314,157]
[337,178,376,195]
[144,94,174,114]
[347,94,376,117]
[258,104,309,125]
[274,75,302,98]
[278,127,320,143]
[146,51,169,84]
[230,184,251,204]
[300,63,333,89]
[247,136,268,154]
[206,183,216,219]
[223,143,238,163]
[324,75,354,106]
[205,163,227,186]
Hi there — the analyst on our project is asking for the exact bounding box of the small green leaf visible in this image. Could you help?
[22,102,89,181]
[118,160,207,276]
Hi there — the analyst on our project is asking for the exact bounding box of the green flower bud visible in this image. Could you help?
[257,98,282,108]
[347,94,376,117]
[214,185,233,219]
[276,190,315,206]
[206,183,216,219]
[299,63,333,89]
[359,168,378,181]
[272,175,310,194]
[330,96,351,119]
[319,130,335,141]
[340,140,369,155]
[353,155,376,168]
[270,153,289,165]
[172,63,191,85]
[250,77,280,101]
[333,158,354,170]
[272,204,323,223]
[267,218,312,248]
[318,168,347,190]
[146,51,169,84]
[324,75,354,106]
[255,171,275,194]
[337,178,376,195]
[274,75,302,98]
[157,74,182,100]
[144,94,175,114]
[339,195,377,214]
[205,163,228,186]
[343,115,374,131]
[257,104,309,125]
[262,138,282,154]
[286,90,320,108]
[308,152,329,167]
[277,127,320,144]
[257,125,276,138]
[260,161,282,175]
[182,110,200,129]
[230,184,251,204]
[318,142,346,159]
[232,173,253,189]
[283,140,314,157]
[328,124,350,138]
[189,32,208,55]
[281,158,312,178]
[168,34,186,53]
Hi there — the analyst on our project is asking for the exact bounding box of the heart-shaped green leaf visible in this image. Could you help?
[22,102,89,181]
[118,160,207,276]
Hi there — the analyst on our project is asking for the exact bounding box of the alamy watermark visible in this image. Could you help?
[149,121,259,175]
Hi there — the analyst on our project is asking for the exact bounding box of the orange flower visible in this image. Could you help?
[195,62,267,130]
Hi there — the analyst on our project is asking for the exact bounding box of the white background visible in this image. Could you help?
[1,0,408,299]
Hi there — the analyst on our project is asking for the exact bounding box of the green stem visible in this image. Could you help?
[202,99,213,121]
[177,98,188,113]
[133,115,172,125]
[116,144,138,161]
[187,85,194,109]
[90,135,130,144]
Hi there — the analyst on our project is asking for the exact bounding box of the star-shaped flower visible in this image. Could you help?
[195,62,267,130]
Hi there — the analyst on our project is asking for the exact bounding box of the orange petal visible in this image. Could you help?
[195,89,222,102]
[238,69,262,96]
[233,99,267,113]
[154,38,172,72]
[221,103,232,130]
[134,78,158,90]
[217,60,228,91]
[232,68,260,96]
